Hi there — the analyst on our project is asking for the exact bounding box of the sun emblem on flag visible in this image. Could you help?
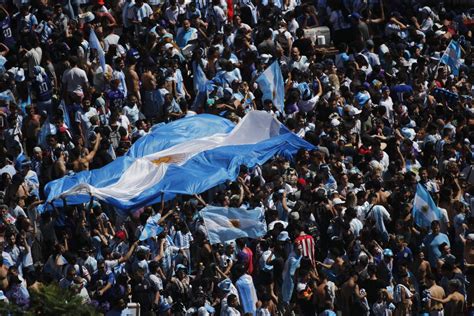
[421,205,429,213]
[151,153,186,166]
[229,219,241,228]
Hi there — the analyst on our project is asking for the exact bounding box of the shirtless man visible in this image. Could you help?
[413,250,431,287]
[125,56,140,104]
[23,106,41,157]
[426,273,445,315]
[339,270,365,316]
[429,279,465,315]
[72,133,102,172]
[315,273,337,313]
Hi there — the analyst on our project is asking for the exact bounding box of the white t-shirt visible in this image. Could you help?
[123,104,140,124]
[26,47,42,78]
[62,67,88,93]
[380,96,394,123]
[103,34,120,52]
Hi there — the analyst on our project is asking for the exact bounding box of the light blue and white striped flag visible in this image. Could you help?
[440,40,461,76]
[89,29,107,72]
[191,62,209,110]
[139,213,163,241]
[200,206,267,244]
[58,101,71,129]
[413,183,441,228]
[44,111,313,213]
[255,61,285,112]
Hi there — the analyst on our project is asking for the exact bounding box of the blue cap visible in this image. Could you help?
[127,48,140,61]
[350,12,362,19]
[383,248,394,257]
[355,91,370,105]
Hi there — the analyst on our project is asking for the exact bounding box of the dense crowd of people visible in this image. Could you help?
[0,0,473,314]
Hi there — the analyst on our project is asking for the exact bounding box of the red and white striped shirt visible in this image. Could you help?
[295,234,315,264]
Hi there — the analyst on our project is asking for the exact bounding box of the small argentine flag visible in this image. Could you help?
[255,61,285,112]
[200,206,267,244]
[139,213,163,241]
[89,29,107,73]
[440,40,462,76]
[412,183,441,228]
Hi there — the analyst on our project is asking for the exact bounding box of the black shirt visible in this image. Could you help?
[360,278,386,306]
[130,277,155,312]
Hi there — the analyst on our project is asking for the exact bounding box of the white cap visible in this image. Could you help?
[15,68,25,82]
[332,198,345,205]
[401,127,416,141]
[345,105,362,116]
[330,118,341,127]
[419,6,432,14]
[296,283,307,292]
[277,231,290,241]
[164,43,174,50]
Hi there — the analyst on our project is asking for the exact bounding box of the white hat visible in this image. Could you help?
[401,127,416,141]
[296,283,307,292]
[330,118,341,127]
[289,212,300,221]
[164,43,174,50]
[345,105,362,116]
[268,220,288,230]
[419,6,432,15]
[332,198,345,205]
[277,231,290,241]
[260,54,272,64]
[14,68,25,82]
[430,52,441,60]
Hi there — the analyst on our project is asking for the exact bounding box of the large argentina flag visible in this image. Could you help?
[45,111,313,211]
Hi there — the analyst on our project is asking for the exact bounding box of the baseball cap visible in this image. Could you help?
[114,230,126,241]
[383,248,394,257]
[344,105,362,116]
[277,231,290,241]
[330,118,341,127]
[127,49,140,62]
[296,283,307,292]
[401,127,416,141]
[289,212,300,221]
[218,279,232,293]
[14,68,25,82]
[350,12,361,19]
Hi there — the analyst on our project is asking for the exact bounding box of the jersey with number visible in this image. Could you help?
[32,74,53,102]
[0,16,15,48]
[106,89,125,109]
